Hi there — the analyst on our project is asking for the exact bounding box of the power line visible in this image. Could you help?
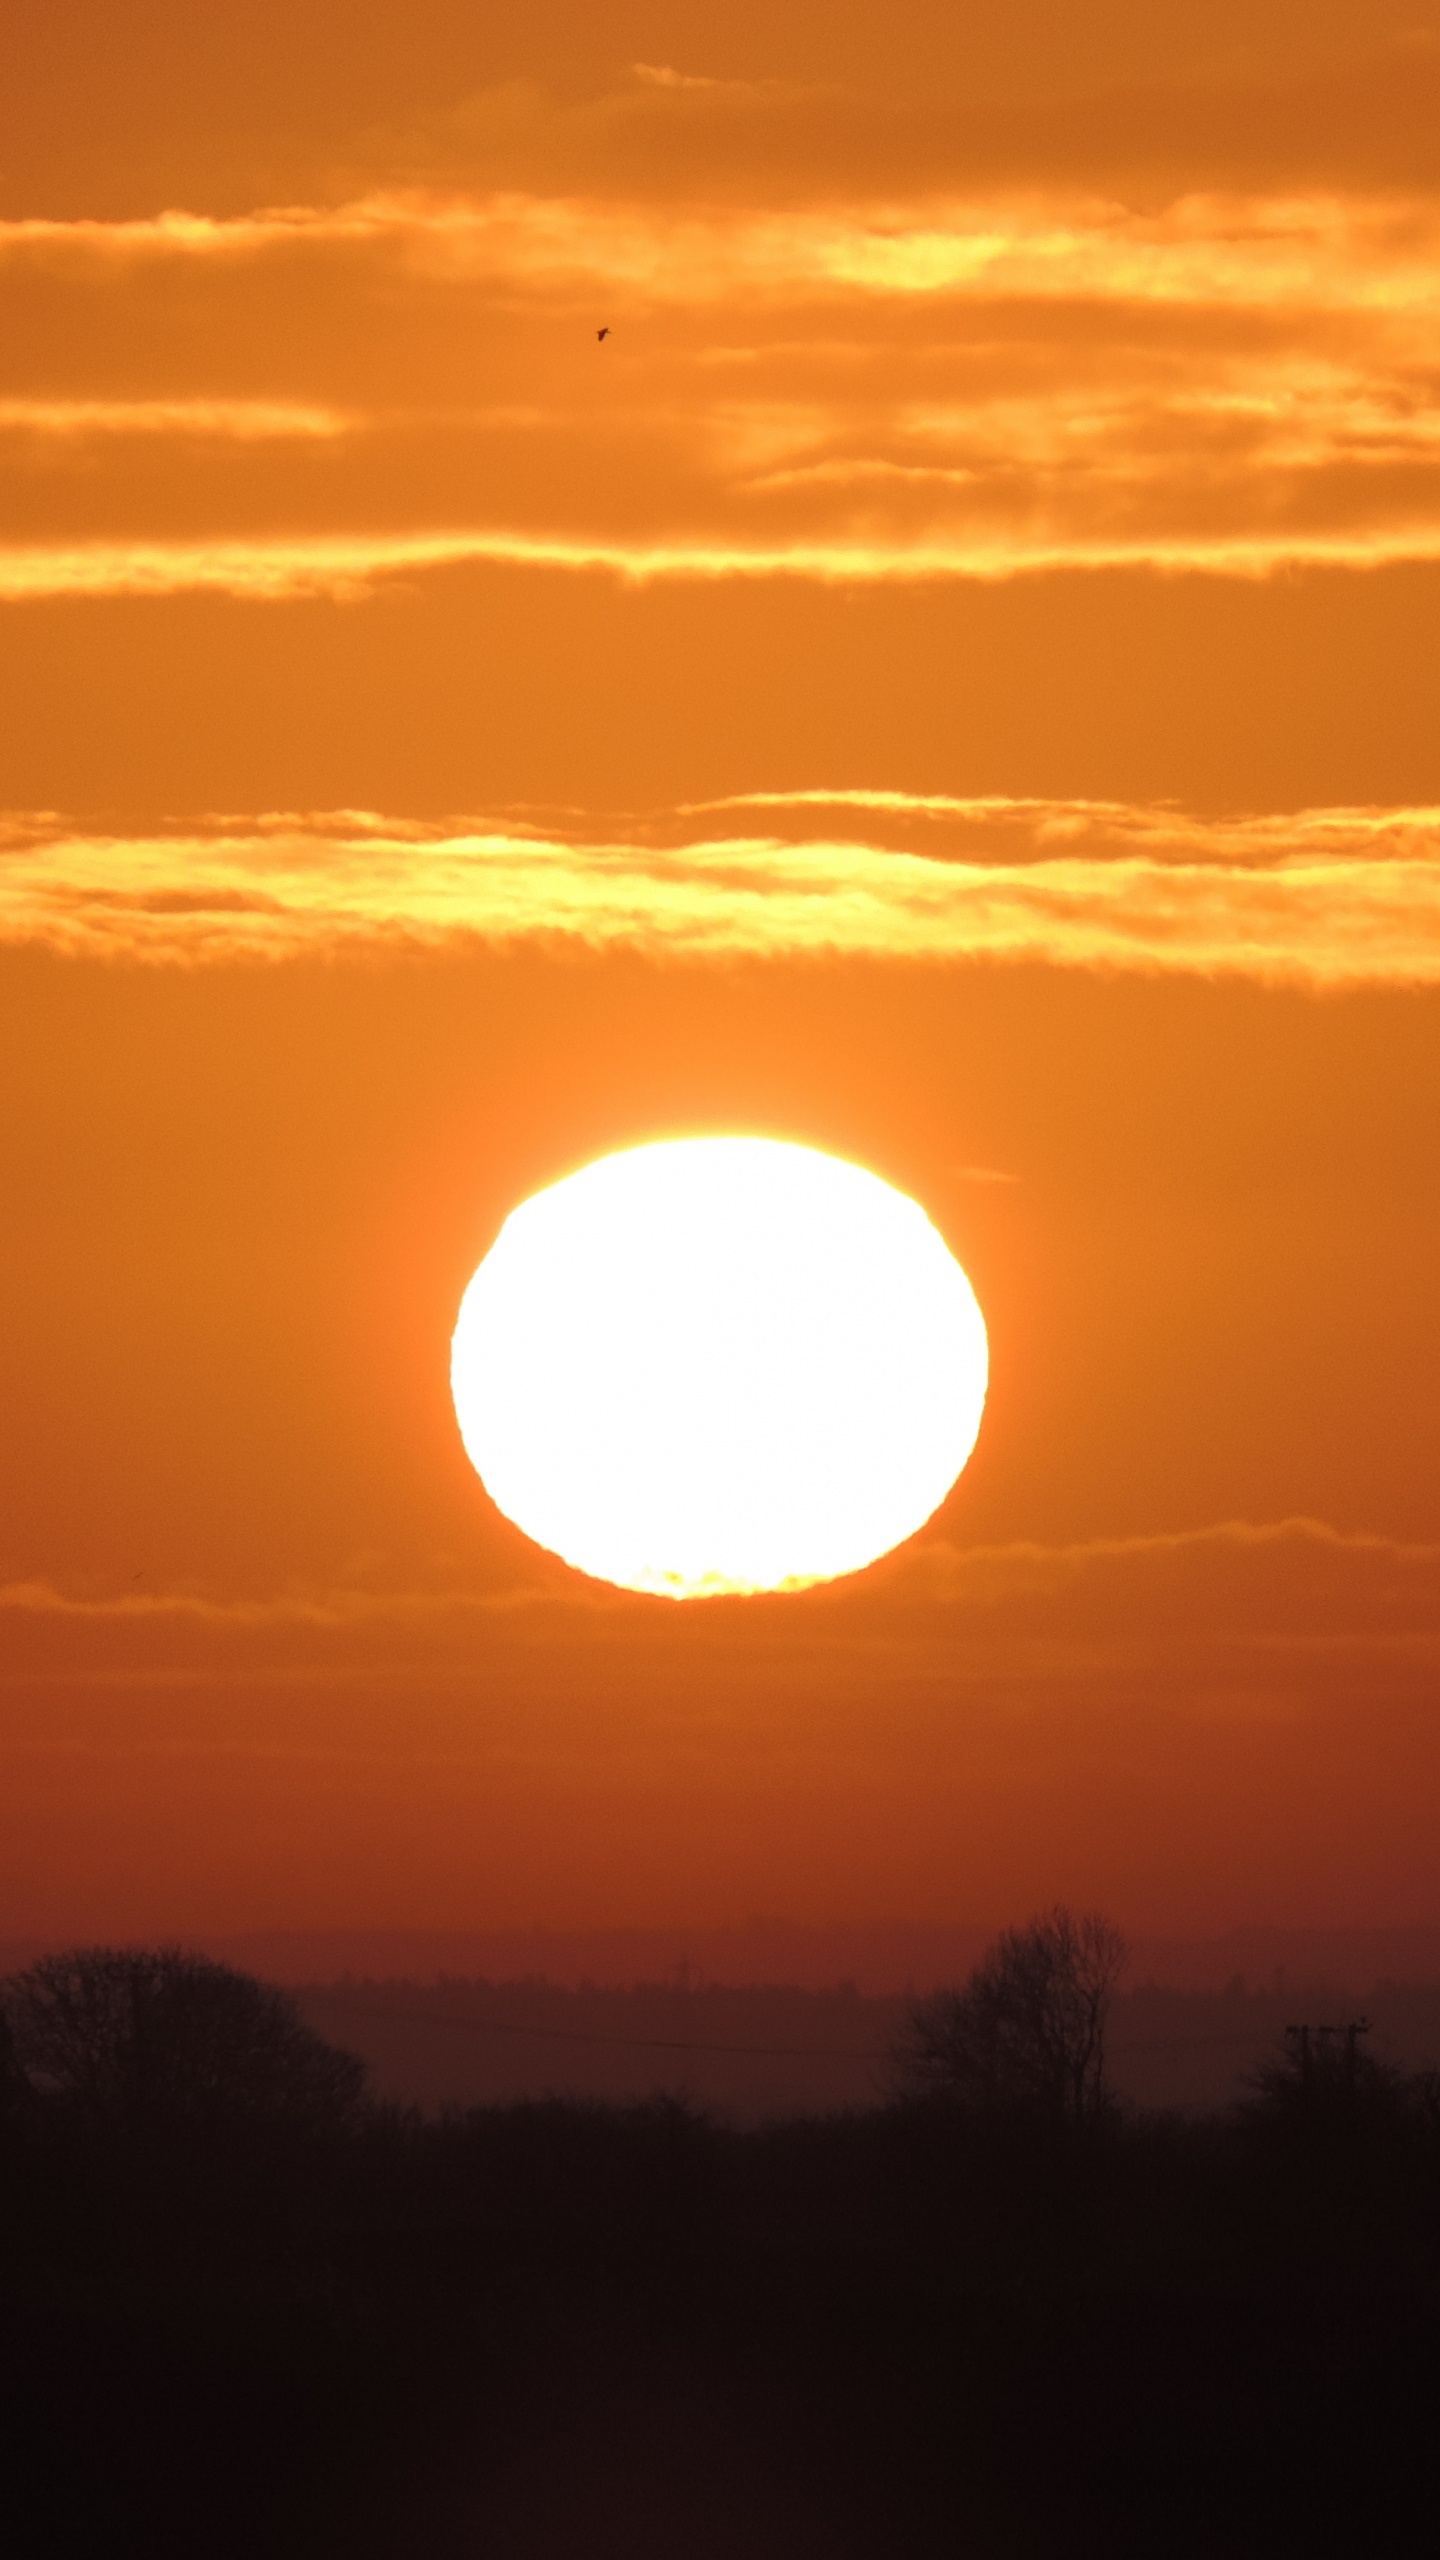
[307,1988,887,2064]
[305,1991,1286,2067]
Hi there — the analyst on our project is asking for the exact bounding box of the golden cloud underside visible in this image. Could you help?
[2,802,1437,983]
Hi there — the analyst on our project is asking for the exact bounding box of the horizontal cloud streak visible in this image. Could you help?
[4,1520,1436,1688]
[5,524,1440,600]
[0,398,348,441]
[6,1516,1434,1617]
[5,190,1438,316]
[2,799,1438,984]
[2,187,1438,582]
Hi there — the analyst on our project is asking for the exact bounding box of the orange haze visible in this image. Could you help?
[2,1,1439,1950]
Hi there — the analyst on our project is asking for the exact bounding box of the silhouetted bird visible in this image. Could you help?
[597,326,610,341]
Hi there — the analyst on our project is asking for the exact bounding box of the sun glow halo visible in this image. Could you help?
[450,1137,987,1598]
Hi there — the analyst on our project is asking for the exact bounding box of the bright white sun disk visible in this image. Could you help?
[450,1136,987,1598]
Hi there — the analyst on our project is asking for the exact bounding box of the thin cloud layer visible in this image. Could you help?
[5,1511,1439,1938]
[8,26,1440,219]
[3,801,1438,983]
[7,188,1437,308]
[2,187,1439,585]
[5,524,1440,601]
[4,1518,1436,1689]
[0,398,348,441]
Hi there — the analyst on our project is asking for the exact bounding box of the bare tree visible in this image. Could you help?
[2,1947,366,2136]
[892,1906,1126,2124]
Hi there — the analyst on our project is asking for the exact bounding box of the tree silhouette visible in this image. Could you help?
[892,1906,1126,2123]
[2,1947,366,2136]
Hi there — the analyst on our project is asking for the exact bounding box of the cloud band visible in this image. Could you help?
[2,799,1437,984]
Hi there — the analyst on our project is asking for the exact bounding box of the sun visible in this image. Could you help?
[450,1137,988,1599]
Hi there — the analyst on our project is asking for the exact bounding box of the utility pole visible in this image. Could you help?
[1285,2018,1371,2092]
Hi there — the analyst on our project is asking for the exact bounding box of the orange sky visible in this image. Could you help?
[2,1,1438,1950]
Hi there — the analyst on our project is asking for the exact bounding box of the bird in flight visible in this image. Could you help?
[597,326,610,342]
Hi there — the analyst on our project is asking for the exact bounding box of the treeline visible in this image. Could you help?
[289,1970,1440,2123]
[2,1937,1439,2556]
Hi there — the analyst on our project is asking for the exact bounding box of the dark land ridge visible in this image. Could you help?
[3,1936,1438,2558]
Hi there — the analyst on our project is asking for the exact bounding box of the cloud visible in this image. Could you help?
[4,1519,1435,1694]
[2,800,1438,984]
[3,187,1439,585]
[0,399,349,442]
[4,1518,1435,1935]
[8,24,1440,227]
[4,522,1440,602]
[6,186,1437,314]
[630,65,729,95]
[895,1515,1440,1613]
[0,1575,535,1638]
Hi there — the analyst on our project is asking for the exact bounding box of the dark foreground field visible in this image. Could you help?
[4,2070,1439,2559]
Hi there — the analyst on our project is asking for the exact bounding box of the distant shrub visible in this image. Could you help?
[2,1946,366,2137]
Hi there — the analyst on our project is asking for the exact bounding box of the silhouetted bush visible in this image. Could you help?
[2,1945,366,2140]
